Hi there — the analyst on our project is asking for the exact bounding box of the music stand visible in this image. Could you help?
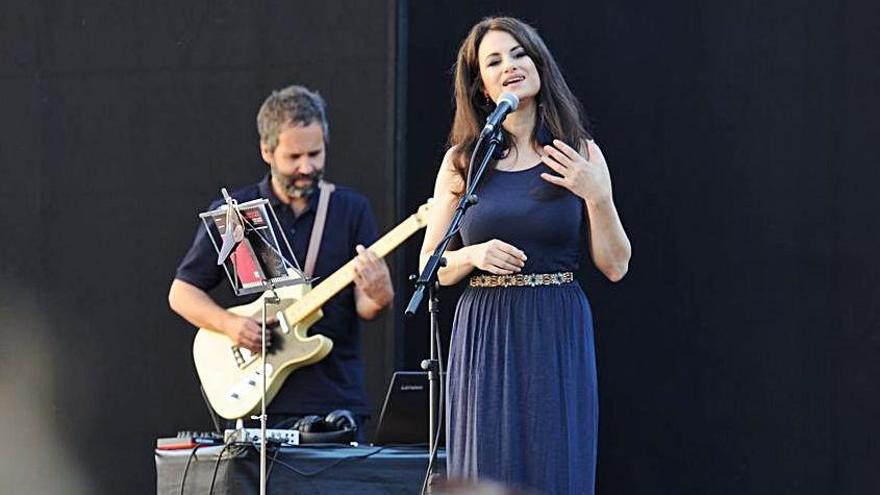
[199,189,306,296]
[198,188,307,495]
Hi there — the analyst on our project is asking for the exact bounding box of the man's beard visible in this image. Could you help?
[272,168,324,199]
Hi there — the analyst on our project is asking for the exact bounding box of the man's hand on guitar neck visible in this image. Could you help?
[353,244,394,320]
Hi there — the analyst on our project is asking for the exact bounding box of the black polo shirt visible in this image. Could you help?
[175,174,377,416]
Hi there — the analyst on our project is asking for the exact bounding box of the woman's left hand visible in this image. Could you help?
[540,139,612,203]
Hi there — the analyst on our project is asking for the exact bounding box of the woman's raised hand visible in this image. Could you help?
[540,139,613,204]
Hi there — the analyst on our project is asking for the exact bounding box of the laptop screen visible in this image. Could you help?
[373,371,446,446]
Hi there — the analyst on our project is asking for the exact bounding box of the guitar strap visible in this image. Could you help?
[304,180,335,279]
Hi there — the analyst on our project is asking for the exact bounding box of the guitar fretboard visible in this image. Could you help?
[285,207,426,323]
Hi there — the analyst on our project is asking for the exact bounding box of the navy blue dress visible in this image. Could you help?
[447,163,598,495]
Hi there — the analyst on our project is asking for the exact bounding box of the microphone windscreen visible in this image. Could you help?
[498,92,519,111]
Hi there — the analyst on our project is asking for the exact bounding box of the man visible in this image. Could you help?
[168,85,393,437]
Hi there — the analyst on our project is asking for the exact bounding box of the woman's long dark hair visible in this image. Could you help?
[449,17,592,194]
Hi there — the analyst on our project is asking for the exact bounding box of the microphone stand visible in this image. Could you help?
[405,126,504,491]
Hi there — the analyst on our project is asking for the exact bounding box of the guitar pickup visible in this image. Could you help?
[277,311,292,335]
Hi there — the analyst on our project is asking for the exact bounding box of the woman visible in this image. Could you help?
[419,17,631,494]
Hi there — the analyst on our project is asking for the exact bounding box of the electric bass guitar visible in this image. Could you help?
[194,201,431,419]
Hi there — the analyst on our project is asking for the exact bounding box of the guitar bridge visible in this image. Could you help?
[231,346,257,369]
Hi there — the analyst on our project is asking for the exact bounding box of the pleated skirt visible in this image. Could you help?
[446,283,598,495]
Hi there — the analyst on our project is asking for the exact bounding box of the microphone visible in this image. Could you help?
[480,92,519,138]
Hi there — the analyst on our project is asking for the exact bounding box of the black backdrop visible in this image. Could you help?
[401,1,880,494]
[1,0,879,493]
[0,1,398,493]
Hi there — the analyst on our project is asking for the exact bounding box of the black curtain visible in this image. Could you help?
[401,1,880,494]
[0,1,397,493]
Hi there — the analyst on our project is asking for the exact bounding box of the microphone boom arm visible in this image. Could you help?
[405,126,505,316]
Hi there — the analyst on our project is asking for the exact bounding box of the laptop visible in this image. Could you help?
[373,371,446,446]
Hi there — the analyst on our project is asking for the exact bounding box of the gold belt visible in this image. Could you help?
[468,272,574,288]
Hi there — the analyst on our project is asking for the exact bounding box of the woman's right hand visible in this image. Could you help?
[467,239,527,275]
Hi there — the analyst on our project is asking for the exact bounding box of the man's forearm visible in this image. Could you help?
[168,278,231,332]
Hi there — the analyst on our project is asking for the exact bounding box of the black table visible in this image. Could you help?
[155,444,445,494]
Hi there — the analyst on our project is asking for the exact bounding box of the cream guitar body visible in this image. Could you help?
[193,201,431,419]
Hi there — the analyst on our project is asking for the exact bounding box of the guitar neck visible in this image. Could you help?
[287,211,423,322]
